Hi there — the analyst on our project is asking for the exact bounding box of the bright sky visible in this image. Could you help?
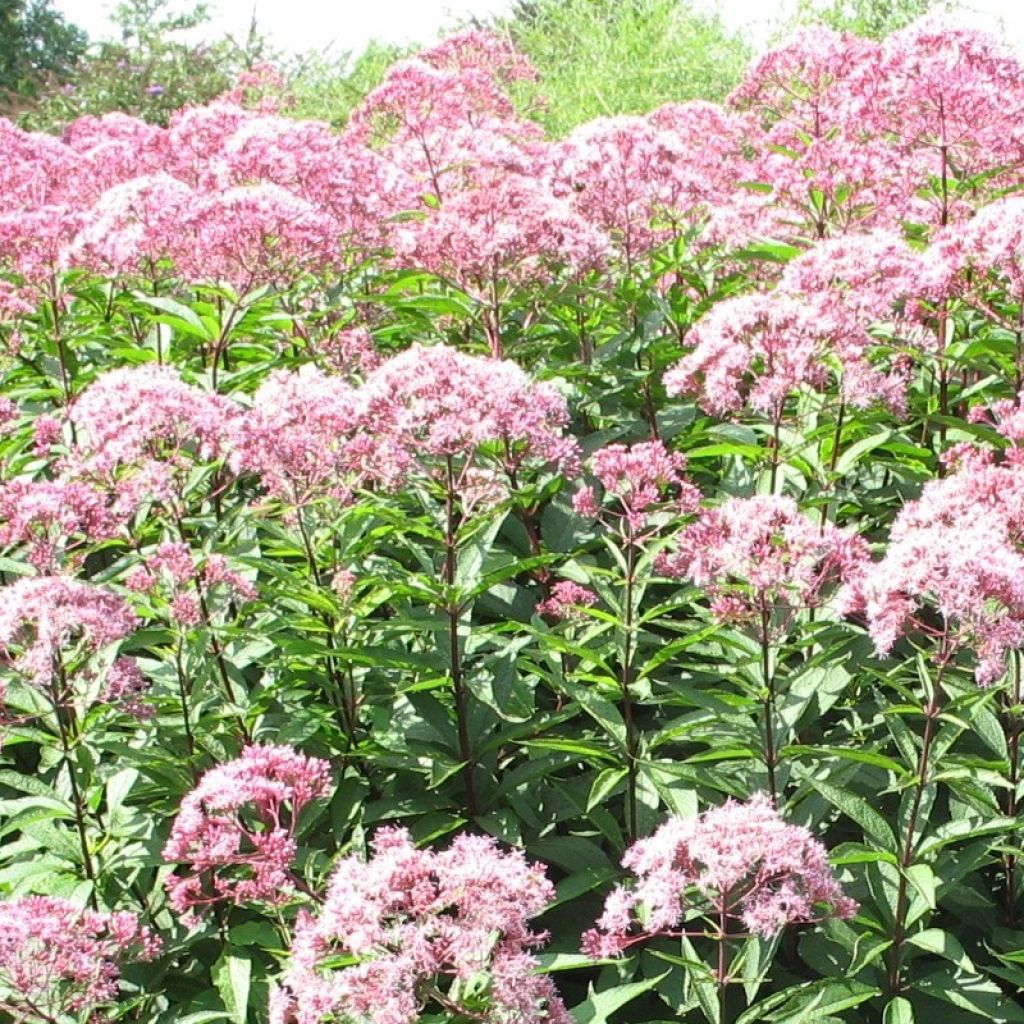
[51,0,1024,57]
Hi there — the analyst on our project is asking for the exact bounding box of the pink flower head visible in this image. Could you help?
[67,365,237,514]
[355,344,579,493]
[536,580,598,621]
[391,165,608,306]
[574,441,701,534]
[163,744,333,921]
[103,656,154,719]
[419,29,538,86]
[663,279,913,417]
[272,826,567,1024]
[176,184,340,293]
[68,172,196,277]
[851,15,1024,225]
[582,794,855,956]
[0,577,137,702]
[657,495,867,630]
[0,895,160,1021]
[845,452,1024,684]
[0,478,117,571]
[230,365,360,506]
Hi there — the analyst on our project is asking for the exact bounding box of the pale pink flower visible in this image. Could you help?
[68,172,196,277]
[851,16,1024,225]
[103,657,154,719]
[658,495,867,630]
[163,744,333,921]
[0,478,116,571]
[0,895,160,1022]
[355,344,579,494]
[66,365,236,515]
[0,577,137,701]
[582,794,855,956]
[845,448,1024,684]
[536,580,598,621]
[230,365,359,507]
[574,441,701,534]
[272,826,566,1024]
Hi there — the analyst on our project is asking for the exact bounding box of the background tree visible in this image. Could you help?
[499,0,752,136]
[0,0,87,105]
[19,0,271,130]
[785,0,954,39]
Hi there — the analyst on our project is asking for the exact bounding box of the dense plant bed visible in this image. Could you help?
[1,17,1024,1024]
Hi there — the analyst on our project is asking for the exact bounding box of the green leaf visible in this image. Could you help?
[588,767,628,812]
[212,950,252,1024]
[883,997,915,1024]
[806,776,897,849]
[907,928,974,972]
[572,972,669,1024]
[916,966,1024,1021]
[737,980,879,1024]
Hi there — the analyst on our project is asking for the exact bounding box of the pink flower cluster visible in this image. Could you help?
[845,444,1024,683]
[0,477,116,571]
[65,364,237,517]
[536,580,598,621]
[572,441,700,535]
[664,228,927,417]
[355,343,579,496]
[582,794,856,957]
[163,744,333,921]
[0,895,161,1022]
[0,576,137,701]
[125,541,256,628]
[229,365,359,507]
[272,826,567,1024]
[657,495,866,628]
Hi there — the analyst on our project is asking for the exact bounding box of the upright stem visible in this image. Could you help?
[50,659,97,903]
[210,300,240,391]
[886,659,947,995]
[174,637,195,759]
[820,400,845,531]
[297,513,357,743]
[1003,650,1022,925]
[487,269,503,359]
[759,602,778,806]
[769,404,782,495]
[622,538,639,841]
[577,306,591,365]
[48,279,76,443]
[172,516,249,739]
[717,890,732,1024]
[445,456,479,819]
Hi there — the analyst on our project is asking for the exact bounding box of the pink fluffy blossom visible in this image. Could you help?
[0,478,117,571]
[163,744,333,921]
[68,172,196,278]
[103,656,154,719]
[230,365,360,507]
[0,895,160,1022]
[175,184,340,294]
[66,365,236,514]
[272,826,567,1024]
[844,447,1024,683]
[536,580,598,620]
[657,495,866,630]
[583,795,855,957]
[355,344,579,496]
[0,576,137,703]
[852,16,1024,226]
[126,542,255,628]
[572,441,700,535]
[391,166,607,355]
